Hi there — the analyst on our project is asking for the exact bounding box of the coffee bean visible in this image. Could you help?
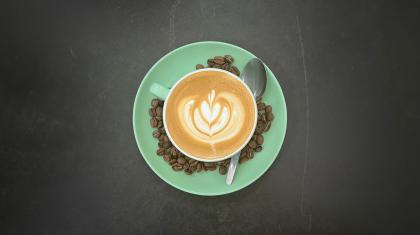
[155,116,163,121]
[219,165,227,175]
[152,130,161,138]
[256,135,264,145]
[204,162,215,167]
[184,168,193,175]
[157,120,163,128]
[183,163,189,170]
[162,142,171,148]
[150,118,158,128]
[159,128,166,134]
[256,121,265,134]
[189,160,198,167]
[156,148,165,156]
[239,157,249,164]
[257,102,265,111]
[163,154,171,162]
[266,112,274,121]
[162,135,169,143]
[265,105,272,113]
[177,157,186,165]
[251,135,257,141]
[248,140,257,149]
[207,59,215,67]
[197,163,203,172]
[158,142,163,148]
[155,106,163,117]
[149,108,156,117]
[255,145,263,152]
[213,64,222,69]
[158,134,165,142]
[151,99,160,108]
[229,66,240,76]
[196,64,205,70]
[169,147,178,156]
[214,56,225,64]
[169,159,177,165]
[172,164,183,171]
[224,55,234,64]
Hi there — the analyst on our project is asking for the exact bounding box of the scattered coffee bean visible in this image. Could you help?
[169,159,177,165]
[155,106,163,116]
[189,160,198,167]
[150,118,158,128]
[156,148,165,156]
[152,130,161,138]
[219,166,227,175]
[149,108,156,117]
[248,140,257,149]
[158,142,163,148]
[162,142,171,148]
[151,99,160,108]
[224,55,234,64]
[229,66,240,76]
[222,63,230,70]
[255,145,263,152]
[239,157,249,164]
[169,147,178,156]
[183,163,189,170]
[157,120,163,128]
[214,56,225,64]
[177,157,186,165]
[163,154,171,162]
[207,59,215,67]
[265,105,272,113]
[255,121,265,134]
[196,64,205,70]
[172,164,183,171]
[197,163,203,172]
[184,168,193,175]
[256,135,264,145]
[266,112,274,121]
[257,102,265,110]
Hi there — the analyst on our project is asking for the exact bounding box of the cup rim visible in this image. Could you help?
[162,68,258,162]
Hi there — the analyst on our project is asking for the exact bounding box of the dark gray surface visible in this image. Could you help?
[1,0,419,234]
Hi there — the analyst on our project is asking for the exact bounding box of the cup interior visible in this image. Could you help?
[162,68,258,162]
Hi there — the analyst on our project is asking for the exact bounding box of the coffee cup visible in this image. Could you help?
[150,68,257,162]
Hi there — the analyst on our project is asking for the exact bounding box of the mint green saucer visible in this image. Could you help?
[133,41,287,196]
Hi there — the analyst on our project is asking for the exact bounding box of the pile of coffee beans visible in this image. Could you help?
[196,55,240,76]
[149,55,274,175]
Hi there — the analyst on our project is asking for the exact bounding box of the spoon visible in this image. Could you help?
[226,58,267,185]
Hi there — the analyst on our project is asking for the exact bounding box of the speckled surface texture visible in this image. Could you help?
[1,0,419,234]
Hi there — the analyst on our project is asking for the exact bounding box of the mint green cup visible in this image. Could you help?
[149,68,258,163]
[133,41,287,196]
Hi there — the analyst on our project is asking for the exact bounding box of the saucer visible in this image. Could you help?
[133,41,287,196]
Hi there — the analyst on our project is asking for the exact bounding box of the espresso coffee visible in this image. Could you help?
[165,70,256,160]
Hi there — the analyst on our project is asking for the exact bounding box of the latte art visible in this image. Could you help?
[165,70,256,160]
[183,89,240,140]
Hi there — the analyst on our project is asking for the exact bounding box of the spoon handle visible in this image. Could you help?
[226,153,240,185]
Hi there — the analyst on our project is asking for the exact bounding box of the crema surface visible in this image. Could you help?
[165,71,256,160]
